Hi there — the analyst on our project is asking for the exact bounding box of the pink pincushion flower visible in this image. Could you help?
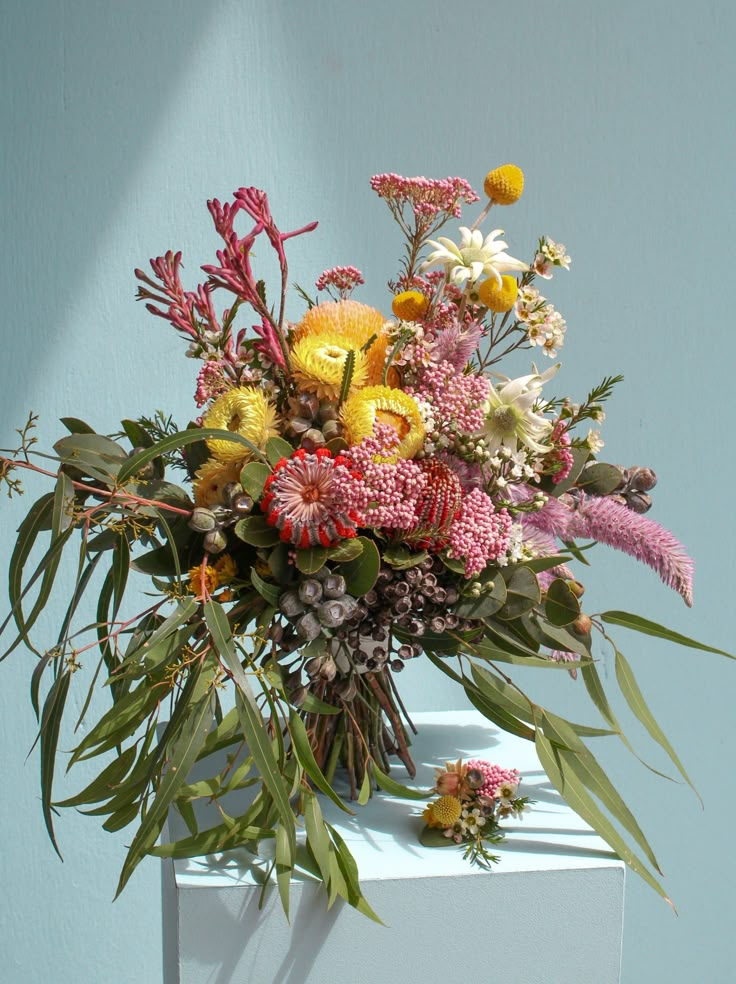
[466,759,520,800]
[447,488,512,578]
[261,448,363,548]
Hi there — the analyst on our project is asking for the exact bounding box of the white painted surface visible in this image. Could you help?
[173,711,625,984]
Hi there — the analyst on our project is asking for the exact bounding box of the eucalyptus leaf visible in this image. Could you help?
[341,537,380,596]
[544,578,581,627]
[601,611,735,658]
[265,436,295,466]
[240,461,272,501]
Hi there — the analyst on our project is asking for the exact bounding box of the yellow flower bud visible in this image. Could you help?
[483,164,525,205]
[477,275,519,312]
[391,289,429,321]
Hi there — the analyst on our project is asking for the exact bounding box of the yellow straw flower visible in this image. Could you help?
[483,164,525,205]
[391,290,429,321]
[423,795,463,829]
[340,385,425,459]
[291,331,370,400]
[187,563,219,595]
[214,554,237,582]
[192,458,243,507]
[202,387,279,462]
[478,275,519,313]
[292,300,389,385]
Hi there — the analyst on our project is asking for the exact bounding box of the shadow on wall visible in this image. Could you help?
[0,1,216,421]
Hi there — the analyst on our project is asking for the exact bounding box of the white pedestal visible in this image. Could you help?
[170,710,625,984]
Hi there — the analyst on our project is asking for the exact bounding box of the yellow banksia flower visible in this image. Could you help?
[202,387,279,462]
[291,331,370,400]
[423,795,463,829]
[478,275,519,313]
[484,164,524,205]
[292,300,389,385]
[340,385,425,459]
[192,458,243,507]
[391,290,429,321]
[187,563,219,595]
[214,554,237,582]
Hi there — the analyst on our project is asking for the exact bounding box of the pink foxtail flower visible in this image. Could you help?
[536,492,694,607]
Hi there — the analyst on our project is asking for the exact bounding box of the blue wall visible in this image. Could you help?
[1,1,734,981]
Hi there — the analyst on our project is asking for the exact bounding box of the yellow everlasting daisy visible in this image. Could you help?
[192,458,243,507]
[391,290,429,321]
[202,387,279,462]
[291,331,370,401]
[423,795,463,829]
[340,385,425,459]
[484,164,525,205]
[187,563,220,595]
[478,274,519,313]
[292,300,389,386]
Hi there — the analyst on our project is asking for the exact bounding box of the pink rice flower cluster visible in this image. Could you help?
[370,174,479,218]
[466,759,520,799]
[194,361,230,407]
[315,265,365,300]
[545,422,575,484]
[447,488,513,578]
[261,448,364,548]
[342,425,428,530]
[409,360,490,434]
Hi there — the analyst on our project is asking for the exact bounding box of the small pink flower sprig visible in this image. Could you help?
[421,758,529,870]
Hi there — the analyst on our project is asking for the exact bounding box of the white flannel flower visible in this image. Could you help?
[422,227,528,288]
[477,364,559,456]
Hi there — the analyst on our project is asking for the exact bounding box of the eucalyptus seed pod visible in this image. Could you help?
[279,589,306,618]
[202,528,228,554]
[230,493,254,516]
[304,656,323,678]
[334,676,357,700]
[322,574,346,599]
[397,644,413,660]
[466,768,484,790]
[627,491,653,514]
[371,626,388,642]
[390,659,405,673]
[572,613,593,635]
[407,618,425,636]
[433,586,447,604]
[290,685,308,707]
[318,401,339,423]
[286,416,312,438]
[222,482,243,506]
[429,615,446,633]
[301,428,327,453]
[298,578,323,605]
[394,581,410,598]
[297,612,322,641]
[444,586,459,605]
[188,507,218,532]
[394,596,412,616]
[318,655,337,682]
[321,419,343,441]
[316,600,347,627]
[627,466,657,492]
[267,622,285,643]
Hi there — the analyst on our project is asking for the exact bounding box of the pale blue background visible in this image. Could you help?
[1,1,734,981]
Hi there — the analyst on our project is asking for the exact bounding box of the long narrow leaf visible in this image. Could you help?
[39,669,72,857]
[288,711,353,814]
[614,646,700,800]
[535,731,672,906]
[601,610,734,659]
[117,427,269,484]
[115,678,217,897]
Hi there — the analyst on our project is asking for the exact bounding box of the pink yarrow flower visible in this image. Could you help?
[370,173,479,219]
[315,265,365,300]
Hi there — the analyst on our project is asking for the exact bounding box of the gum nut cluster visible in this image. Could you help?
[278,567,358,655]
[334,556,478,673]
[283,391,344,452]
[187,480,255,553]
[609,464,658,514]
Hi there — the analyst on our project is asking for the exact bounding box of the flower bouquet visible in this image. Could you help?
[1,163,729,917]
